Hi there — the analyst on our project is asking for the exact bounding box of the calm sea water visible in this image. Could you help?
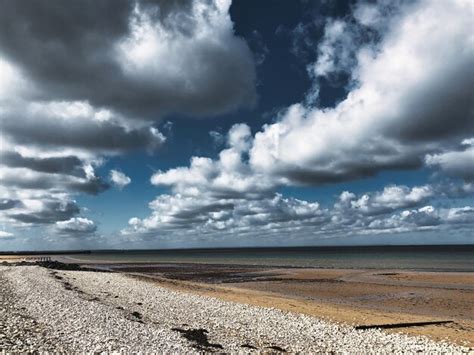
[68,245,474,272]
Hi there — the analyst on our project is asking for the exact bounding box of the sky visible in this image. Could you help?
[0,0,473,251]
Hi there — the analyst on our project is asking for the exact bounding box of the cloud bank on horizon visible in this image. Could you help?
[0,0,473,249]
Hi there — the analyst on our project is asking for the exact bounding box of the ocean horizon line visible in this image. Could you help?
[2,243,474,255]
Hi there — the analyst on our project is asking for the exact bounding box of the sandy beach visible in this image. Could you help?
[0,261,472,353]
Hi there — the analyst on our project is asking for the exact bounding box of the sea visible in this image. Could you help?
[67,245,474,272]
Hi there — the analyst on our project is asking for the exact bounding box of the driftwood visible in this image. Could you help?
[355,320,453,330]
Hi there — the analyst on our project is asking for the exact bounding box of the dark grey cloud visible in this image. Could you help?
[0,168,109,195]
[0,152,85,177]
[0,199,21,210]
[69,178,110,195]
[0,0,256,119]
[8,200,80,225]
[280,156,421,186]
[434,182,474,199]
[426,140,474,182]
[387,59,474,143]
[0,110,165,153]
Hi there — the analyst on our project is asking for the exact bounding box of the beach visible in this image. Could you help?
[0,262,472,353]
[96,262,474,347]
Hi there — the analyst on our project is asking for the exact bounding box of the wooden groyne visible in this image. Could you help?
[24,256,52,262]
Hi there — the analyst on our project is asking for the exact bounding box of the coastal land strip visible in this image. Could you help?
[1,255,473,351]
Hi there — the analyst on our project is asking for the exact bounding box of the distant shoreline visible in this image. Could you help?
[2,243,474,255]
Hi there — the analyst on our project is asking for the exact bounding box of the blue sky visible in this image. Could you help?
[0,0,473,250]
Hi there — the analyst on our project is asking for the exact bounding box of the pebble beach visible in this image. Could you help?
[0,265,471,353]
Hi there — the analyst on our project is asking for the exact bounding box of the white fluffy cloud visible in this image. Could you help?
[124,192,326,239]
[124,175,474,242]
[336,185,434,216]
[125,123,326,238]
[366,205,474,234]
[54,217,97,236]
[311,19,354,80]
[0,231,14,239]
[151,124,276,199]
[250,0,474,184]
[109,170,132,190]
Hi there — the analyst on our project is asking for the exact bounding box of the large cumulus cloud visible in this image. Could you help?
[250,0,474,185]
[0,0,256,119]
